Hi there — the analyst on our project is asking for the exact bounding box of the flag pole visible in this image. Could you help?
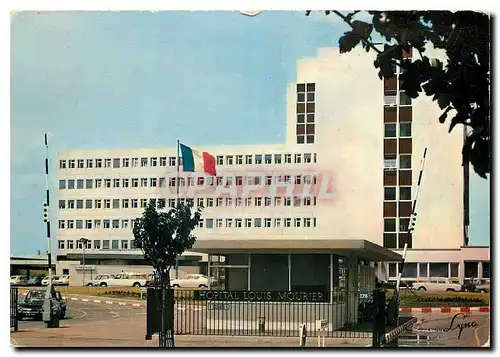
[175,140,180,279]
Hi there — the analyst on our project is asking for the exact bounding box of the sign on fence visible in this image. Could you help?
[193,290,329,303]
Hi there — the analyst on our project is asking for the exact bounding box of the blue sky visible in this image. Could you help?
[10,11,490,255]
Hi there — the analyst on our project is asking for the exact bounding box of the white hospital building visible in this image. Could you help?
[55,46,489,288]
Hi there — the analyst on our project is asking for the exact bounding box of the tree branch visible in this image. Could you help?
[331,10,382,55]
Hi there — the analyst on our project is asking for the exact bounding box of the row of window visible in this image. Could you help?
[384,218,411,233]
[59,153,318,170]
[384,122,412,138]
[58,174,319,190]
[296,82,315,145]
[58,216,318,230]
[58,196,318,210]
[384,186,412,201]
[387,262,459,279]
[58,239,134,250]
[384,91,412,107]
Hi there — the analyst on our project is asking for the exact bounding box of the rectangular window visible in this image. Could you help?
[76,200,84,209]
[383,233,397,249]
[104,179,111,188]
[400,187,412,201]
[103,220,111,229]
[264,154,272,164]
[245,218,252,228]
[59,160,67,169]
[384,187,396,201]
[159,157,167,166]
[216,218,223,228]
[303,196,311,206]
[216,197,223,207]
[419,263,428,277]
[58,220,65,229]
[67,220,74,229]
[157,198,166,209]
[94,219,102,229]
[245,197,252,207]
[59,180,66,189]
[234,155,242,165]
[304,153,312,163]
[113,158,120,168]
[274,218,282,228]
[141,178,148,187]
[77,159,84,168]
[76,220,83,229]
[384,90,397,106]
[225,197,232,207]
[112,240,119,249]
[255,197,262,206]
[59,200,66,209]
[95,159,103,168]
[58,240,65,249]
[274,197,282,206]
[150,157,157,167]
[294,218,301,227]
[67,200,75,209]
[384,123,397,138]
[85,179,93,189]
[76,179,84,189]
[150,178,157,187]
[284,197,291,206]
[132,178,139,187]
[68,180,76,189]
[255,155,262,164]
[67,240,74,249]
[206,219,214,229]
[168,199,175,208]
[284,154,292,164]
[284,218,291,227]
[225,218,233,228]
[264,197,271,206]
[95,179,102,188]
[384,218,396,232]
[140,199,147,208]
[94,199,102,209]
[113,179,120,188]
[400,91,412,106]
[400,122,412,137]
[235,198,242,207]
[93,240,101,249]
[235,218,242,228]
[121,178,129,188]
[158,177,165,187]
[399,218,410,232]
[85,199,92,209]
[245,155,253,164]
[150,198,157,207]
[294,153,302,164]
[274,154,282,164]
[103,158,111,168]
[217,156,224,165]
[304,218,311,227]
[112,219,119,228]
[103,240,110,249]
[399,155,412,169]
[226,156,233,165]
[104,199,111,209]
[169,157,176,166]
[169,178,176,187]
[122,158,130,167]
[121,240,129,249]
[293,196,301,207]
[113,199,120,209]
[132,199,138,208]
[131,158,138,167]
[254,218,262,228]
[206,198,214,207]
[141,157,148,167]
[86,159,93,168]
[85,220,92,229]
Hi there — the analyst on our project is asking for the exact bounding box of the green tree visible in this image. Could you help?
[306,10,491,178]
[133,199,202,347]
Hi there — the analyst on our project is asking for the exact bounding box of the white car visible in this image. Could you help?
[54,275,70,286]
[41,275,59,286]
[86,274,115,287]
[98,272,147,287]
[10,275,27,286]
[412,278,462,292]
[170,274,212,288]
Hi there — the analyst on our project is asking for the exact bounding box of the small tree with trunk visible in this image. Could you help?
[133,199,202,348]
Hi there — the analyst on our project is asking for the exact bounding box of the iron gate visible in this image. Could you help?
[10,287,18,332]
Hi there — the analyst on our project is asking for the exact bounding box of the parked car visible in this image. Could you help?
[87,274,115,287]
[54,275,70,286]
[10,275,28,286]
[475,279,490,293]
[412,278,462,292]
[98,272,147,287]
[170,274,212,288]
[27,276,44,286]
[42,275,59,286]
[17,289,67,321]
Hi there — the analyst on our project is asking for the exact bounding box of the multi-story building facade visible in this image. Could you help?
[55,46,489,285]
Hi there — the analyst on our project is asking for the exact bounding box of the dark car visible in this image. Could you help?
[27,276,44,286]
[461,278,476,292]
[17,290,67,321]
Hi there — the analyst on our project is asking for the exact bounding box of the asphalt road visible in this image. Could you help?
[398,312,490,347]
[17,300,145,331]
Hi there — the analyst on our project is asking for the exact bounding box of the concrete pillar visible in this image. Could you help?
[478,262,483,279]
[247,253,251,290]
[459,261,465,285]
[288,254,292,291]
[207,254,211,288]
[346,255,359,324]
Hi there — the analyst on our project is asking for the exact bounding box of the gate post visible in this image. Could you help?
[372,289,386,348]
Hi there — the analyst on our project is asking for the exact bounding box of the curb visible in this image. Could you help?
[399,307,489,313]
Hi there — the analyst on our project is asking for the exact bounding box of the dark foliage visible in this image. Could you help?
[306,10,491,178]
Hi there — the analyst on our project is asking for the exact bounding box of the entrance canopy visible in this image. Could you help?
[192,238,402,262]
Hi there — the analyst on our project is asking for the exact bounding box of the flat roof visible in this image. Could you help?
[192,239,402,262]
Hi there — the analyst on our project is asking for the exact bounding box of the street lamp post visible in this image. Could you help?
[79,238,90,286]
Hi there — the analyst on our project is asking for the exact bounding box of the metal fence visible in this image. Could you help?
[10,287,18,332]
[166,289,374,338]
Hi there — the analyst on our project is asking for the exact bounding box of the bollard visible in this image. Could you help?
[299,324,307,347]
[258,316,265,334]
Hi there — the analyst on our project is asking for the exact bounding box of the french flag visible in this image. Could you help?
[180,143,217,176]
